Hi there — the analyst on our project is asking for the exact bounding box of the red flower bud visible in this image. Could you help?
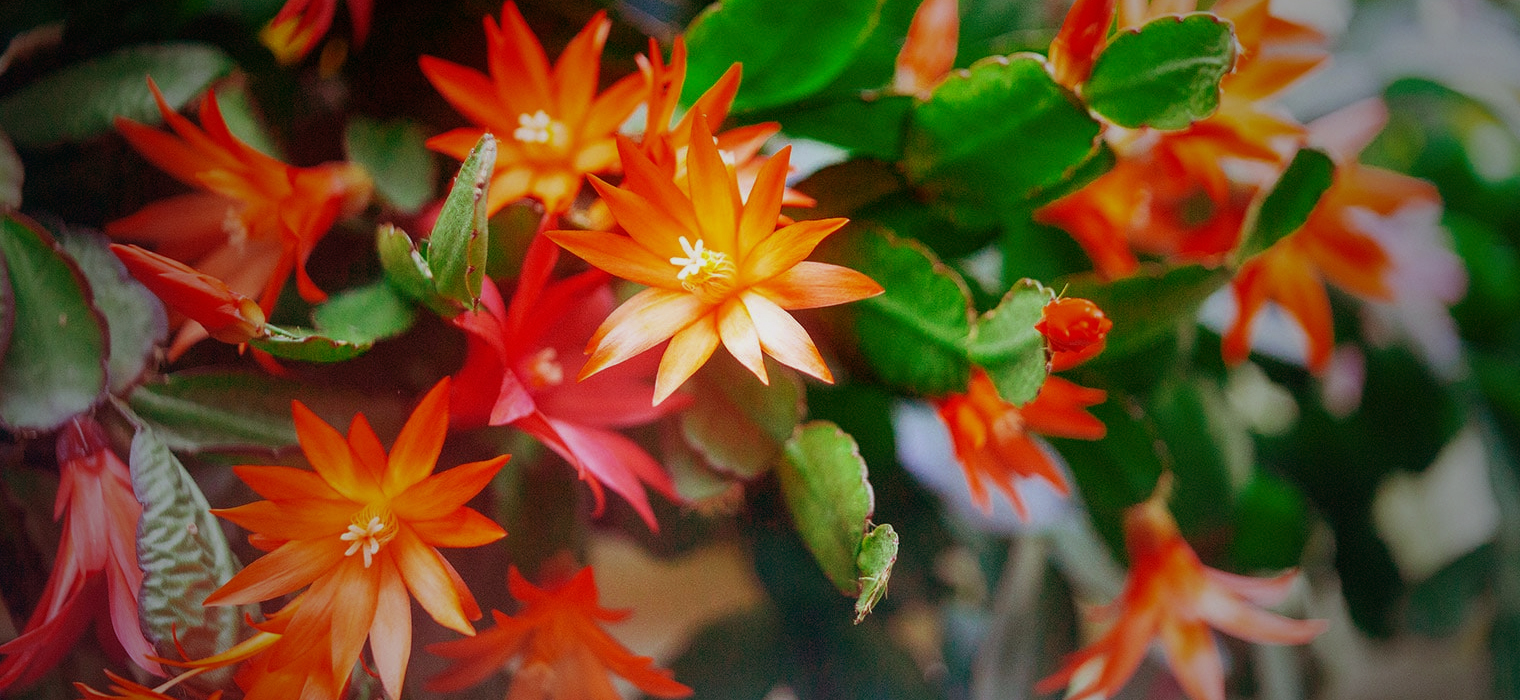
[1036,297,1111,371]
[111,244,266,344]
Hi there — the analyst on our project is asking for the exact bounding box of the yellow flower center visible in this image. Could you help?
[513,110,569,148]
[669,236,736,303]
[340,503,398,568]
[524,347,565,389]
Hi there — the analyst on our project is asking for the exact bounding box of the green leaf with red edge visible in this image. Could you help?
[777,421,877,596]
[1082,13,1237,130]
[0,42,234,147]
[904,54,1103,227]
[0,212,106,432]
[966,279,1053,405]
[854,523,899,623]
[1233,148,1337,263]
[682,0,883,112]
[127,419,251,693]
[428,133,495,312]
[126,370,301,453]
[53,225,167,396]
[849,230,974,396]
[680,354,804,480]
[246,324,374,363]
[1060,263,1230,361]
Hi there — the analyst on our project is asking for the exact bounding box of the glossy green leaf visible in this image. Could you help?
[966,279,1052,405]
[0,42,233,147]
[683,0,881,112]
[854,523,899,623]
[680,354,803,480]
[345,117,436,213]
[127,371,301,453]
[850,231,973,396]
[247,324,373,363]
[128,421,250,692]
[769,95,914,161]
[904,54,1102,225]
[777,421,876,596]
[311,279,416,344]
[428,133,495,311]
[1234,148,1336,262]
[1082,13,1236,130]
[0,213,106,432]
[1229,471,1311,571]
[54,226,167,395]
[1061,264,1229,361]
[0,130,20,208]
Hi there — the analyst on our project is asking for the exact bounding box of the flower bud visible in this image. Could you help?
[112,244,267,344]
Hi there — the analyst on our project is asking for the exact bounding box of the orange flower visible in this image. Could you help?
[112,243,267,344]
[260,0,373,65]
[1037,482,1326,700]
[934,369,1105,519]
[420,2,647,216]
[893,0,960,97]
[0,417,162,693]
[1037,296,1112,371]
[75,670,221,700]
[546,117,883,405]
[427,563,691,700]
[1048,0,1115,88]
[109,79,372,356]
[201,378,508,700]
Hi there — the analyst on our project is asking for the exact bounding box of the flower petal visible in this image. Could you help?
[585,175,695,261]
[740,217,849,284]
[1196,586,1328,645]
[232,464,346,502]
[550,10,610,126]
[1157,620,1226,700]
[686,116,742,255]
[654,314,722,405]
[418,56,510,132]
[547,228,682,290]
[392,455,510,522]
[582,288,707,379]
[369,556,412,700]
[741,291,833,383]
[753,261,884,310]
[384,378,451,494]
[408,508,509,548]
[203,537,348,606]
[716,297,768,384]
[393,524,474,635]
[293,400,378,503]
[213,499,353,541]
[736,145,789,255]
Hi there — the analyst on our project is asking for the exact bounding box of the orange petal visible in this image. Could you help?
[369,557,412,700]
[551,10,611,127]
[392,524,474,635]
[203,536,348,606]
[741,291,833,383]
[213,499,352,541]
[580,71,648,144]
[408,508,509,548]
[232,464,346,502]
[392,455,510,522]
[753,261,884,310]
[488,2,554,114]
[346,413,390,486]
[425,612,532,692]
[736,145,789,255]
[1049,0,1115,87]
[583,288,707,379]
[1196,586,1327,645]
[547,228,682,289]
[384,378,451,494]
[740,217,849,283]
[586,174,695,260]
[1157,621,1226,700]
[293,401,380,503]
[654,314,722,405]
[687,63,743,135]
[686,115,742,255]
[716,297,768,384]
[894,0,960,94]
[419,55,511,132]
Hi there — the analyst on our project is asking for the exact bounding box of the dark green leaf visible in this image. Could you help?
[1051,392,1165,553]
[0,43,234,147]
[850,231,973,395]
[1234,148,1336,262]
[670,609,785,700]
[53,226,167,395]
[0,213,106,432]
[966,279,1052,405]
[127,371,300,453]
[247,324,373,362]
[683,0,881,112]
[1061,264,1230,361]
[680,355,803,480]
[854,523,899,623]
[770,95,914,161]
[0,234,11,369]
[777,421,876,596]
[311,279,416,344]
[345,117,436,213]
[904,54,1103,226]
[1082,13,1236,130]
[0,130,20,208]
[1229,470,1311,570]
[128,422,250,692]
[1148,378,1242,536]
[428,134,495,311]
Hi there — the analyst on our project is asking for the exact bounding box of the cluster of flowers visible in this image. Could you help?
[0,0,1360,698]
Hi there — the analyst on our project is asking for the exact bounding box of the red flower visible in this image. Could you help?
[260,0,373,65]
[1036,297,1112,371]
[427,563,692,700]
[1037,482,1326,700]
[0,418,161,692]
[934,369,1105,519]
[451,235,685,529]
[112,243,266,344]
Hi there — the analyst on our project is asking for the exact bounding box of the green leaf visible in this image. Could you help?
[850,231,973,395]
[777,421,876,596]
[126,371,300,453]
[904,54,1103,226]
[345,117,436,213]
[377,224,440,302]
[767,95,914,161]
[669,609,785,700]
[1148,378,1243,536]
[1082,13,1237,130]
[428,133,495,311]
[966,279,1052,405]
[128,421,250,692]
[0,130,20,208]
[1234,148,1336,263]
[854,523,899,623]
[1229,470,1311,571]
[680,354,804,480]
[1051,392,1166,553]
[0,213,106,432]
[682,0,882,112]
[53,226,168,395]
[1061,264,1230,361]
[311,279,416,344]
[247,324,373,363]
[0,42,234,147]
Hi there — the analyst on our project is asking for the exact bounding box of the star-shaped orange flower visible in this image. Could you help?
[546,117,883,405]
[202,378,507,700]
[420,2,647,215]
[427,563,691,700]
